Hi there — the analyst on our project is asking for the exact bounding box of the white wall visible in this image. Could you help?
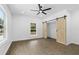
[47,21,56,39]
[68,11,79,44]
[12,15,43,41]
[0,5,12,55]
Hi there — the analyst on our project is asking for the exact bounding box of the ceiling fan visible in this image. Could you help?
[31,4,52,15]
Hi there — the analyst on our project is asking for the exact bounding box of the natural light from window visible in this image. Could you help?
[0,8,5,41]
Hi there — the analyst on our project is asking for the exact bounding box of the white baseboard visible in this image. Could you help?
[12,37,43,42]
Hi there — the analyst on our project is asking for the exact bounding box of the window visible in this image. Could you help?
[30,23,36,34]
[0,7,5,41]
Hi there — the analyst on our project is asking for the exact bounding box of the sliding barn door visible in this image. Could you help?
[43,22,48,39]
[56,16,66,44]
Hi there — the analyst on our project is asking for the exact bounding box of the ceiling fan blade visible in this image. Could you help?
[38,4,42,10]
[42,11,47,15]
[38,4,40,7]
[43,8,51,11]
[38,4,41,9]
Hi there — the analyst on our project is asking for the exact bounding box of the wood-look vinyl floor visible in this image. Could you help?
[6,38,79,55]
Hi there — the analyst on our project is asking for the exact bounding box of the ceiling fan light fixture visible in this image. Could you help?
[31,4,52,15]
[39,11,42,13]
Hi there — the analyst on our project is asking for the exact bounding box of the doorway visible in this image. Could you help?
[43,16,67,45]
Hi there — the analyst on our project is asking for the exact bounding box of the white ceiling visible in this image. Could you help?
[7,4,79,19]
